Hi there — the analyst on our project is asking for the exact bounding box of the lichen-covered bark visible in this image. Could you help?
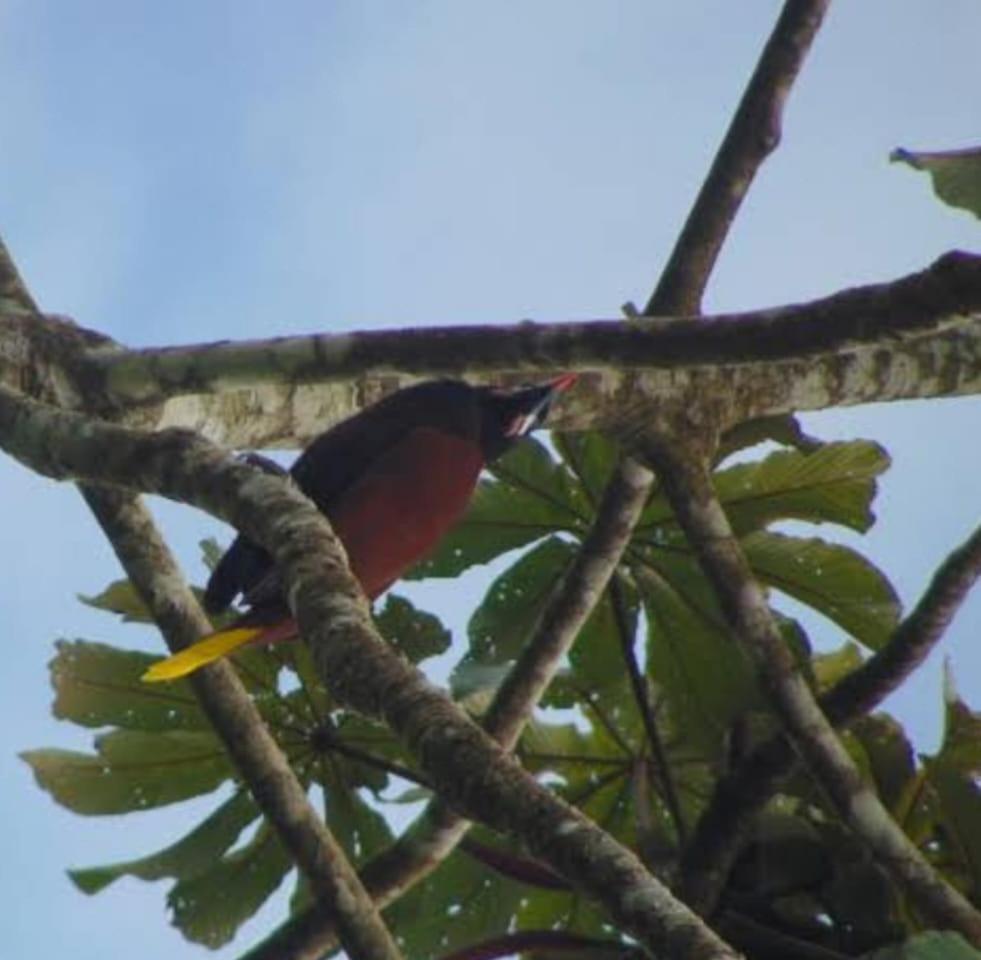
[0,385,737,960]
[2,252,975,450]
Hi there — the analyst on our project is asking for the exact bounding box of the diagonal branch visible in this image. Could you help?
[640,438,981,944]
[80,485,403,960]
[244,455,656,960]
[679,521,981,914]
[0,386,738,960]
[646,0,831,315]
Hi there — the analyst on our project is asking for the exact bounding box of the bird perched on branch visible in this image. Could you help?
[143,374,577,681]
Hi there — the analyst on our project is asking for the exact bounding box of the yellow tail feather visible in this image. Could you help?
[142,626,264,682]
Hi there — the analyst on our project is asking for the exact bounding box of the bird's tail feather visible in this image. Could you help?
[142,626,265,682]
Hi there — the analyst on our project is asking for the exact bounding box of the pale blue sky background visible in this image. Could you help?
[1,3,979,958]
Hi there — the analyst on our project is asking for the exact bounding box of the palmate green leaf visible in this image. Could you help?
[409,438,590,579]
[742,531,901,650]
[384,826,525,960]
[21,729,231,815]
[460,536,630,710]
[51,639,206,731]
[332,712,416,791]
[718,441,890,535]
[466,536,573,667]
[69,789,259,894]
[892,146,981,220]
[168,822,293,948]
[374,593,450,664]
[640,441,889,536]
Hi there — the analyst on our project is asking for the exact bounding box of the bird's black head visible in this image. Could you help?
[477,373,578,461]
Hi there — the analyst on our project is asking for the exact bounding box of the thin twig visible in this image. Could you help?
[609,575,687,844]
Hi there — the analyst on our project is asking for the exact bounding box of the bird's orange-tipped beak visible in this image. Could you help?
[549,372,579,393]
[505,372,579,438]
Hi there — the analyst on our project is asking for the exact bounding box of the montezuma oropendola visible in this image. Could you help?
[143,374,576,681]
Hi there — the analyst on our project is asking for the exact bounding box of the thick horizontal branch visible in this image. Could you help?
[45,251,981,448]
[0,386,737,960]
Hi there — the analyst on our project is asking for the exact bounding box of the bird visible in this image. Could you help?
[143,374,577,682]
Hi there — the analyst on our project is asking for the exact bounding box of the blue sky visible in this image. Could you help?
[1,2,979,958]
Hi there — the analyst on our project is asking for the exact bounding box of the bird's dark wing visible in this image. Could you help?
[203,390,464,614]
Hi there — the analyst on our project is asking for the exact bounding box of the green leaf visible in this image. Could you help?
[79,579,153,623]
[639,552,763,755]
[553,431,620,505]
[850,715,916,812]
[410,438,588,579]
[50,639,206,731]
[331,712,415,791]
[742,531,901,650]
[168,822,293,948]
[924,761,981,896]
[939,667,981,773]
[892,146,981,220]
[374,593,451,664]
[384,827,525,960]
[69,790,259,893]
[466,536,573,667]
[670,441,887,536]
[22,730,231,815]
[862,931,981,960]
[812,641,865,691]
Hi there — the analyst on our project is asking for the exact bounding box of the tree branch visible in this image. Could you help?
[79,485,404,960]
[640,439,981,944]
[678,521,981,914]
[646,0,831,315]
[244,455,656,960]
[30,250,976,449]
[0,386,738,960]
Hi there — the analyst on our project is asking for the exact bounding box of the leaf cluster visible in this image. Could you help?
[22,430,981,958]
